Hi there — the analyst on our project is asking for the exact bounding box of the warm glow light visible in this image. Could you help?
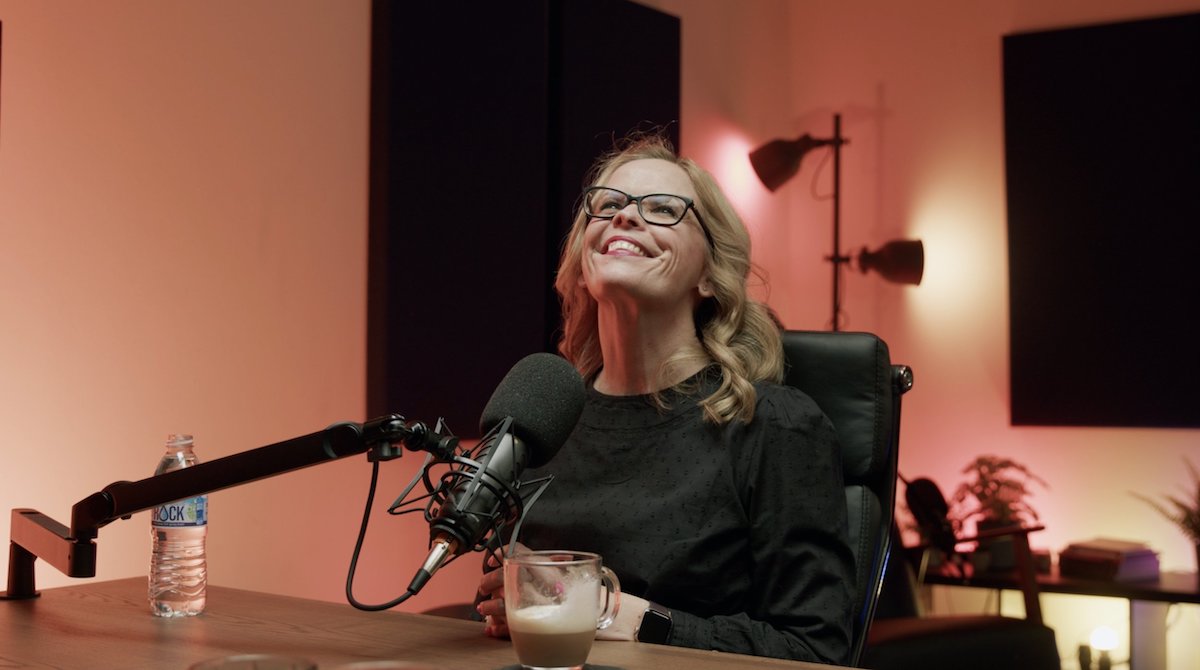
[906,187,1005,333]
[712,134,761,199]
[701,128,773,237]
[1090,625,1119,652]
[691,123,795,307]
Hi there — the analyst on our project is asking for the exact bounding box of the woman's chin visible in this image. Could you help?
[585,261,649,290]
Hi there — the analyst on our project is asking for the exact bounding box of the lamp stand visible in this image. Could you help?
[749,113,922,328]
[827,113,850,331]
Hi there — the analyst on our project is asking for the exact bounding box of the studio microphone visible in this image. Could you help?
[406,352,585,594]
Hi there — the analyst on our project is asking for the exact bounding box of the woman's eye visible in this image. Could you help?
[647,197,684,218]
[597,197,625,212]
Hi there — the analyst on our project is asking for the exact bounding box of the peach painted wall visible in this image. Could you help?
[641,0,1200,665]
[0,0,519,618]
[0,0,383,601]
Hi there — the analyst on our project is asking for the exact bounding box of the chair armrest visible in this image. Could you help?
[959,524,1045,625]
[957,523,1045,543]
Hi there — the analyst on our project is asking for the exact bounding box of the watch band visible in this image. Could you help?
[635,601,673,645]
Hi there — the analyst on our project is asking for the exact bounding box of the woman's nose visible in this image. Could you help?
[611,203,643,228]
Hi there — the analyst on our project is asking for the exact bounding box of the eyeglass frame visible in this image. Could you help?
[581,186,715,248]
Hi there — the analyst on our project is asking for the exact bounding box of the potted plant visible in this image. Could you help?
[1131,457,1200,571]
[949,455,1048,570]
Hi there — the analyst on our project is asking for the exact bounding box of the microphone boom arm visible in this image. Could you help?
[2,414,451,600]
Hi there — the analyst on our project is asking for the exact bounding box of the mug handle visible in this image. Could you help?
[596,566,621,630]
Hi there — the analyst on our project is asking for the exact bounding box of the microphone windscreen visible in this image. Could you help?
[479,352,585,467]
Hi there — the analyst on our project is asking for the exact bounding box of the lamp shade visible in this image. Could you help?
[858,240,924,285]
[749,134,830,192]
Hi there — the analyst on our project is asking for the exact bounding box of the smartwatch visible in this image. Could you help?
[636,601,673,645]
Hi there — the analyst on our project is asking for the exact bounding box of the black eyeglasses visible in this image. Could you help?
[583,187,713,246]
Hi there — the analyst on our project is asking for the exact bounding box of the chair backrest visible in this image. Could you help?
[780,330,911,666]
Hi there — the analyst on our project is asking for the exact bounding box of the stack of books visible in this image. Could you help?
[1059,538,1160,582]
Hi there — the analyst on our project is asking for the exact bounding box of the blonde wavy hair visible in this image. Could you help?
[555,135,783,425]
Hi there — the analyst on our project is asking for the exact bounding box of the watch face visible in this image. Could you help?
[638,608,672,644]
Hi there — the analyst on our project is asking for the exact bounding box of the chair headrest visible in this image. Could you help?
[781,330,894,483]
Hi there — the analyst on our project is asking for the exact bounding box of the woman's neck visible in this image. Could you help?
[592,300,709,396]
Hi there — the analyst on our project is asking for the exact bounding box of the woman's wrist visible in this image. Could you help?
[596,593,649,641]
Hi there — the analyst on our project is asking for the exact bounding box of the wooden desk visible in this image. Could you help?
[0,578,843,669]
[924,567,1199,670]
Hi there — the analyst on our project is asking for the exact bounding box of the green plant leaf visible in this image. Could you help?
[1130,457,1200,543]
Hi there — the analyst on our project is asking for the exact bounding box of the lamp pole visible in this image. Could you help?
[828,113,850,331]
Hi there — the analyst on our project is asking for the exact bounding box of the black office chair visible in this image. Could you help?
[780,330,912,666]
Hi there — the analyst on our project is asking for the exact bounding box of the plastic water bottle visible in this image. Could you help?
[149,433,207,617]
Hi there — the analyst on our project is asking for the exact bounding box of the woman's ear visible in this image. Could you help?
[698,276,715,298]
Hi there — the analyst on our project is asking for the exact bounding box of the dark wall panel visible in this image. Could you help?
[369,1,680,434]
[1005,12,1200,427]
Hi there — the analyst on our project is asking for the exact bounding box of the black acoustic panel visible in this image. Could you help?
[368,0,680,435]
[551,0,682,224]
[368,1,551,434]
[1004,12,1200,427]
[540,0,682,346]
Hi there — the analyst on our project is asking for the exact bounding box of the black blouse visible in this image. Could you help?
[516,369,855,664]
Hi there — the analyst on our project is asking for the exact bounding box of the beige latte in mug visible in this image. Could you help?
[504,551,621,670]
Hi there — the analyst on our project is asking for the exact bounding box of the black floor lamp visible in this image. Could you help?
[749,113,924,331]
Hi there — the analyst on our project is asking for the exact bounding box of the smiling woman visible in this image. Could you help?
[556,136,782,422]
[474,134,857,665]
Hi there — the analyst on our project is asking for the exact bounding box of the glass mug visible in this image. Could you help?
[503,550,621,670]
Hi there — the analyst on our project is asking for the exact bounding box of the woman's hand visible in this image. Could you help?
[476,543,649,643]
[476,543,524,638]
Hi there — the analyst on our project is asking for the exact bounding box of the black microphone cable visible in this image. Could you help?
[344,418,455,611]
[345,456,417,611]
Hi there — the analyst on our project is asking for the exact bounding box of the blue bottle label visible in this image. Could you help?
[151,495,208,527]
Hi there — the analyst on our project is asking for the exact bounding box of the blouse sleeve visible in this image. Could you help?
[664,386,856,664]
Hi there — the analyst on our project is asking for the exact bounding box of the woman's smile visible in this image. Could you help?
[602,236,650,257]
